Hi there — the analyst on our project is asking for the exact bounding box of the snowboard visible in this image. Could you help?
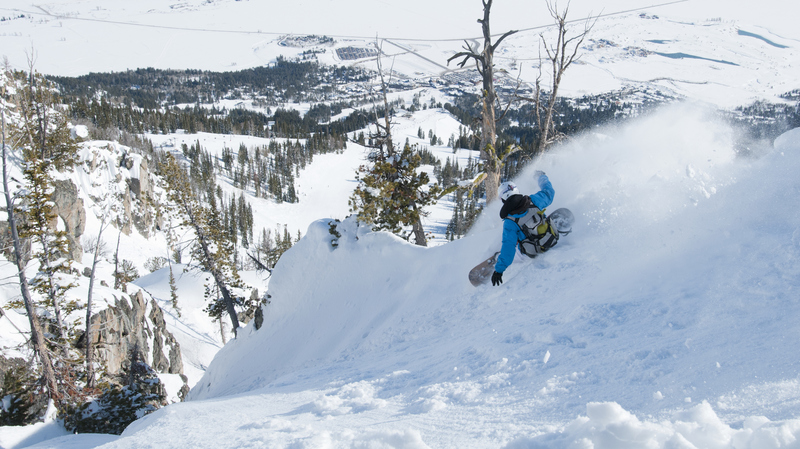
[468,208,575,287]
[468,251,501,287]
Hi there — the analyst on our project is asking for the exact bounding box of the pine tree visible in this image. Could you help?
[114,260,139,293]
[63,346,167,435]
[161,153,244,333]
[168,264,180,306]
[11,70,77,171]
[2,63,60,409]
[16,157,77,343]
[9,66,79,348]
[0,366,36,426]
[256,227,276,268]
[350,142,443,245]
[348,47,444,246]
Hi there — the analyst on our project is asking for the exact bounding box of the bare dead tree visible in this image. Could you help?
[448,0,520,204]
[530,1,596,156]
[85,211,113,388]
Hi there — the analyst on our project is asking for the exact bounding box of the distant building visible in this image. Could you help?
[336,47,379,61]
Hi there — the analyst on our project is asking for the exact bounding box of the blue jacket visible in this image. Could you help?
[495,174,555,273]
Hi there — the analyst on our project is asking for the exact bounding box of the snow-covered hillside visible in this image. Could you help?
[2,0,800,448]
[18,107,799,448]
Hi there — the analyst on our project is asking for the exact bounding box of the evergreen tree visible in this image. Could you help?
[16,157,77,343]
[161,153,244,333]
[11,70,77,171]
[112,260,139,294]
[63,346,167,435]
[349,142,443,245]
[348,49,444,246]
[2,64,61,412]
[255,228,277,268]
[8,67,80,347]
[0,366,36,426]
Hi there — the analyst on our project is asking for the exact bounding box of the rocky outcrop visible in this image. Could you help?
[0,179,84,264]
[0,219,31,264]
[87,290,184,379]
[148,299,184,375]
[119,152,159,238]
[51,179,86,263]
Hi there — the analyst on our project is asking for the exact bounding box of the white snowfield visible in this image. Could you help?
[20,109,799,449]
[1,0,799,107]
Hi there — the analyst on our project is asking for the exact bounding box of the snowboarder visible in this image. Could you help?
[492,171,556,286]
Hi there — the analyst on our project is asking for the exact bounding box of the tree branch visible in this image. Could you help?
[492,29,519,52]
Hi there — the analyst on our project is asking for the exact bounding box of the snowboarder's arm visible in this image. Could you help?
[495,220,519,273]
[530,173,554,210]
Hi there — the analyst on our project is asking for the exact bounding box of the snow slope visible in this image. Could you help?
[28,108,798,448]
[144,103,477,247]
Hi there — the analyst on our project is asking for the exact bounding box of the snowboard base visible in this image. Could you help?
[468,251,501,287]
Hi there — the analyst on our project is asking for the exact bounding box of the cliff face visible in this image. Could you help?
[0,179,87,264]
[78,142,161,238]
[122,155,158,237]
[68,143,184,392]
[51,179,86,263]
[87,290,187,395]
[2,142,159,263]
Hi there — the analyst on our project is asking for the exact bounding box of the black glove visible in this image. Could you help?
[491,271,503,286]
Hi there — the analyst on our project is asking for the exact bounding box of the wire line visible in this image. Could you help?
[1,0,688,42]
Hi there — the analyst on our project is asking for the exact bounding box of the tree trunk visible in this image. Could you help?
[481,92,500,204]
[448,0,516,205]
[411,203,427,247]
[85,219,108,388]
[219,317,227,345]
[40,240,66,342]
[114,229,122,289]
[183,201,241,334]
[480,1,500,204]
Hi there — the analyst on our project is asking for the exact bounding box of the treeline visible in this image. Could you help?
[436,155,484,241]
[730,100,800,143]
[49,57,370,108]
[63,95,377,142]
[164,135,346,265]
[441,88,675,179]
[67,98,272,136]
[272,106,380,138]
[220,135,346,203]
